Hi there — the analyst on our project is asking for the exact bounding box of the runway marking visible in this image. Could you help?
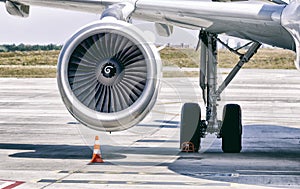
[38,179,230,186]
[237,170,300,173]
[155,101,182,105]
[89,181,107,184]
[186,171,300,178]
[184,172,240,178]
[0,180,24,189]
[58,170,177,175]
[236,170,300,176]
[151,110,180,116]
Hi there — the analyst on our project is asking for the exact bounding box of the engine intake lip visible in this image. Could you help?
[57,20,161,132]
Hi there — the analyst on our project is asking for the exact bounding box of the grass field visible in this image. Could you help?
[0,48,296,78]
[161,48,296,69]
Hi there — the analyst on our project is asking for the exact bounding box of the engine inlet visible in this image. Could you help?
[57,20,161,131]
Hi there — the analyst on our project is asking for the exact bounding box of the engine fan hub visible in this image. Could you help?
[102,62,117,78]
[96,58,124,86]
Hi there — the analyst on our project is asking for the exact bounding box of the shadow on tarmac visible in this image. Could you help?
[0,124,299,187]
[0,143,91,159]
[169,125,300,188]
[0,143,126,160]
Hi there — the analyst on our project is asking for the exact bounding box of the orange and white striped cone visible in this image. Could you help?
[90,136,104,163]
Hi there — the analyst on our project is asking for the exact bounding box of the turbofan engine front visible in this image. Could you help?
[57,20,161,132]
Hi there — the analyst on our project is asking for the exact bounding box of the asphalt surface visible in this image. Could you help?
[0,69,299,189]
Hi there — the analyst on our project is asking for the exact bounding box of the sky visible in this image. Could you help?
[0,3,199,46]
[0,4,101,44]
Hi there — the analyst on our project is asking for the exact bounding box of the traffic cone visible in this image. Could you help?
[90,136,104,163]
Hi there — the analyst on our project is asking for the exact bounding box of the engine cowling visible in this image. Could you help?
[57,20,161,132]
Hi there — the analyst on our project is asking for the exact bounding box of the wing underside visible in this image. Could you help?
[5,0,297,50]
[133,0,294,50]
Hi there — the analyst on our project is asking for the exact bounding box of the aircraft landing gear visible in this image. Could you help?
[180,30,261,153]
[180,103,202,152]
[221,104,242,153]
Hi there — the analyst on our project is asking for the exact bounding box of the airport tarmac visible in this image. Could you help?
[0,68,299,189]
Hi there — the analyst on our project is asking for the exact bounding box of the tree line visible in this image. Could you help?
[0,44,62,52]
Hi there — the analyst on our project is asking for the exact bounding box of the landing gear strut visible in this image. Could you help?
[180,30,261,153]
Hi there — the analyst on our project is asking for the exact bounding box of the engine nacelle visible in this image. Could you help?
[57,20,161,132]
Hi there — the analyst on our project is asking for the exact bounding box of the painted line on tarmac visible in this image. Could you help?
[236,170,300,176]
[0,180,24,189]
[156,101,182,105]
[237,170,300,173]
[38,179,230,186]
[58,170,177,175]
[151,110,180,116]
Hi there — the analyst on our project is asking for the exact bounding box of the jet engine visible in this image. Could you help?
[57,20,161,132]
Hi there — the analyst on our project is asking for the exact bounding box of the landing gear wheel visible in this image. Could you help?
[180,103,202,152]
[221,104,242,153]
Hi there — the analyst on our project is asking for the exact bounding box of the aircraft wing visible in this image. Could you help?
[4,0,297,50]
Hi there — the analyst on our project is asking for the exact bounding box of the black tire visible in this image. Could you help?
[221,104,242,153]
[180,103,201,152]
